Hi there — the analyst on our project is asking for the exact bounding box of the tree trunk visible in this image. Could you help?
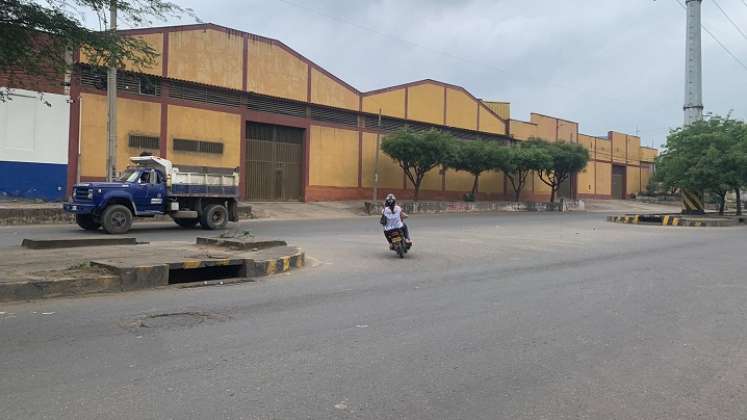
[514,185,522,202]
[549,187,556,203]
[719,193,726,215]
[471,174,479,197]
[737,189,743,216]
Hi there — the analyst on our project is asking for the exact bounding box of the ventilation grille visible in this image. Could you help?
[169,81,242,108]
[309,105,358,128]
[173,138,224,154]
[128,134,160,150]
[444,127,479,141]
[363,115,406,133]
[80,66,160,96]
[247,94,307,117]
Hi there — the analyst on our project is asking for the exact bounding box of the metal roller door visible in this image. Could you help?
[245,123,303,201]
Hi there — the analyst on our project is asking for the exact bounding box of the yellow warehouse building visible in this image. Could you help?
[64,23,656,202]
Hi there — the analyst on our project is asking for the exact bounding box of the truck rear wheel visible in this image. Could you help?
[75,214,101,231]
[200,204,228,230]
[102,204,133,234]
[173,217,199,228]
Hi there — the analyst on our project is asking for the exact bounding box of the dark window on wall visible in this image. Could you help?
[173,138,224,154]
[138,76,157,96]
[128,135,160,150]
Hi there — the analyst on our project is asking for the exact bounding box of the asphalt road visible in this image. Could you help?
[1,213,747,419]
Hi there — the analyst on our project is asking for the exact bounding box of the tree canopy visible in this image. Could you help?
[1,0,192,97]
[447,140,508,197]
[655,115,747,214]
[497,142,553,202]
[380,128,457,201]
[527,138,589,203]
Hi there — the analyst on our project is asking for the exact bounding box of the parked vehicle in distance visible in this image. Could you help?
[63,156,239,234]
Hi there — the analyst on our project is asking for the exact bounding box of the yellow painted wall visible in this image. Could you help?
[626,135,641,165]
[577,161,596,196]
[82,33,163,76]
[640,164,654,190]
[167,105,241,168]
[510,120,538,140]
[310,68,359,111]
[79,93,161,178]
[248,37,308,102]
[482,101,510,120]
[627,165,641,195]
[479,106,507,134]
[361,133,403,189]
[362,90,406,119]
[596,138,612,162]
[596,162,612,196]
[168,29,243,90]
[578,134,596,157]
[407,83,445,125]
[445,88,477,130]
[530,114,558,142]
[640,147,658,163]
[557,120,578,143]
[610,132,627,164]
[478,171,504,194]
[308,126,359,187]
[445,169,475,192]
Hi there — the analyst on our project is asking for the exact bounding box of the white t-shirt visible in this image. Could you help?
[382,205,404,231]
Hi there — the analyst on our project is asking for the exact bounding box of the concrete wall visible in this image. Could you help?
[169,29,244,90]
[167,105,241,170]
[407,83,444,125]
[309,125,359,188]
[310,68,359,111]
[0,89,69,200]
[362,90,406,119]
[248,37,308,102]
[445,88,477,130]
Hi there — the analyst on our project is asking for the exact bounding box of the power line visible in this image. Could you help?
[672,0,747,72]
[711,0,747,41]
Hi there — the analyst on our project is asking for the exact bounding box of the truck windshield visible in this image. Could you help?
[118,169,140,183]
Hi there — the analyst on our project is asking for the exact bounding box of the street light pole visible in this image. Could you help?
[106,0,118,181]
[372,108,382,203]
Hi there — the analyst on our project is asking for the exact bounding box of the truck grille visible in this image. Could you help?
[74,187,92,201]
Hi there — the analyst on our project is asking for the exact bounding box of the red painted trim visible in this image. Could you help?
[242,34,248,92]
[476,101,480,131]
[239,116,247,200]
[404,87,409,120]
[357,131,363,188]
[162,31,169,78]
[442,86,447,125]
[555,119,559,141]
[306,63,312,102]
[66,55,82,196]
[81,176,107,182]
[159,83,169,158]
[303,127,310,201]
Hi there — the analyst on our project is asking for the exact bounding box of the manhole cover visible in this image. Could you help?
[121,312,227,330]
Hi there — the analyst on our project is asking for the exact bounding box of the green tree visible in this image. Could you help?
[656,116,747,215]
[1,0,192,98]
[528,138,590,203]
[447,140,508,198]
[381,128,457,201]
[498,142,552,202]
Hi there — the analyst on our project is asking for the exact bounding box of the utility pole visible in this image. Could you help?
[682,0,705,213]
[372,109,382,203]
[684,0,704,125]
[106,0,118,181]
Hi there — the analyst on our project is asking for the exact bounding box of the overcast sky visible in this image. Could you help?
[98,0,747,149]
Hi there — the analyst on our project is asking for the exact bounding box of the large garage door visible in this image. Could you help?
[245,123,303,201]
[612,165,626,199]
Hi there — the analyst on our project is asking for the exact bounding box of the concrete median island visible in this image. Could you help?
[0,237,304,303]
[607,213,746,227]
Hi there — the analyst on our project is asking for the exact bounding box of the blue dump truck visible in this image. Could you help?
[64,156,239,234]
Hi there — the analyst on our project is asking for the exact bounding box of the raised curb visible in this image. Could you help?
[607,214,740,227]
[21,237,138,249]
[195,237,287,250]
[0,248,305,302]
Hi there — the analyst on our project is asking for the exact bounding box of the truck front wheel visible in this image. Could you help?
[75,214,101,231]
[200,204,228,230]
[102,204,133,234]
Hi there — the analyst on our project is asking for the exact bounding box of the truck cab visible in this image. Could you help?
[64,156,239,234]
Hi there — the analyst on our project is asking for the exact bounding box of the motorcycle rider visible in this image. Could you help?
[381,193,412,246]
